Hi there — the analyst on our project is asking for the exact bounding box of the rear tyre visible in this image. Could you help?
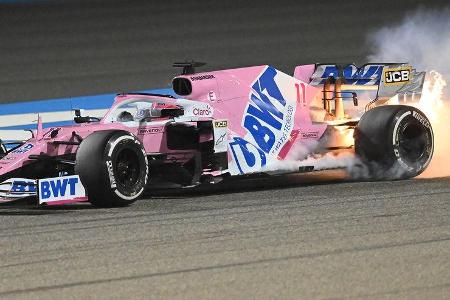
[75,130,148,207]
[355,105,434,179]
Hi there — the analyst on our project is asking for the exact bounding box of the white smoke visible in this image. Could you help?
[368,7,450,178]
[262,138,363,175]
[269,8,450,178]
[368,8,450,95]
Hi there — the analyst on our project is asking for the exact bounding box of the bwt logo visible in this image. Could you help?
[12,143,34,154]
[40,177,80,200]
[313,64,384,85]
[11,181,36,193]
[230,66,287,174]
[244,66,286,153]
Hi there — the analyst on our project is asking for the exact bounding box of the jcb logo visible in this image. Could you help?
[384,67,411,85]
[214,120,228,128]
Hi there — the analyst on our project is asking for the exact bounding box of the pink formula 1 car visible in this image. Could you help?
[0,62,434,207]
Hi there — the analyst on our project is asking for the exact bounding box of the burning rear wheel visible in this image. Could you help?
[75,130,148,207]
[355,105,434,179]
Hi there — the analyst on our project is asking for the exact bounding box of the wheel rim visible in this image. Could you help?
[115,148,141,190]
[398,123,429,162]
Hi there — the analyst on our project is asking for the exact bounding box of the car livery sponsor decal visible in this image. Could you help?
[38,175,86,204]
[11,180,36,193]
[383,66,412,85]
[193,105,212,116]
[215,133,226,146]
[310,64,384,85]
[229,66,297,174]
[138,127,164,135]
[0,178,37,201]
[11,143,34,154]
[301,132,319,139]
[190,74,215,81]
[213,119,228,153]
[214,120,228,128]
[183,102,213,118]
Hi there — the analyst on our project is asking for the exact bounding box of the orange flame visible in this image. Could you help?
[417,71,446,122]
[416,71,450,178]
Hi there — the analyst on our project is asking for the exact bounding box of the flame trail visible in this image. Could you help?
[369,8,450,178]
[267,8,450,177]
[417,71,449,178]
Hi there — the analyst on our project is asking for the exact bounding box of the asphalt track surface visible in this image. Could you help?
[1,0,450,299]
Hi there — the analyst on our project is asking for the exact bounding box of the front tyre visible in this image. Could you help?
[75,130,148,207]
[355,105,434,179]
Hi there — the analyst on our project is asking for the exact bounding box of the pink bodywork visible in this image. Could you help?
[0,65,327,180]
[172,65,328,174]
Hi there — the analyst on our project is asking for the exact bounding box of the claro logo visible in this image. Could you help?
[193,105,212,116]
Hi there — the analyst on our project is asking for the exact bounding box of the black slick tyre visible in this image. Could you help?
[355,105,434,179]
[75,130,148,207]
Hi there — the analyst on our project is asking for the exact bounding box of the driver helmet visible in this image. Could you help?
[117,111,134,122]
[135,108,152,121]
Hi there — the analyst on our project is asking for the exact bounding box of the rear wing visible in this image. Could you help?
[295,63,425,101]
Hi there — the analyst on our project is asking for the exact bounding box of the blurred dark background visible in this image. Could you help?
[0,0,447,103]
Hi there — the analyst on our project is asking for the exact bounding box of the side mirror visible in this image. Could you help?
[73,108,100,123]
[73,108,86,119]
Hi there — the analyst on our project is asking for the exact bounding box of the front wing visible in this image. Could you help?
[0,175,88,205]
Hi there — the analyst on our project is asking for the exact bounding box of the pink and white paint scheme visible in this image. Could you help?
[0,63,390,205]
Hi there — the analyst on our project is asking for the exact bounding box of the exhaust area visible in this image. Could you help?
[267,8,450,178]
[368,8,450,178]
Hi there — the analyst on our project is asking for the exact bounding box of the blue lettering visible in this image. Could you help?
[244,67,287,154]
[11,181,36,193]
[50,179,68,197]
[342,65,356,80]
[244,116,276,153]
[67,177,78,195]
[252,67,286,106]
[11,181,26,192]
[12,143,34,154]
[247,95,283,130]
[343,65,383,85]
[28,184,36,193]
[229,137,267,174]
[321,65,340,80]
[234,67,291,173]
[357,66,383,85]
[318,64,383,85]
[40,182,51,199]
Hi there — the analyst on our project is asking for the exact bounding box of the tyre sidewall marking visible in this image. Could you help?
[104,134,148,201]
[411,110,434,168]
[106,160,116,188]
[392,109,433,172]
